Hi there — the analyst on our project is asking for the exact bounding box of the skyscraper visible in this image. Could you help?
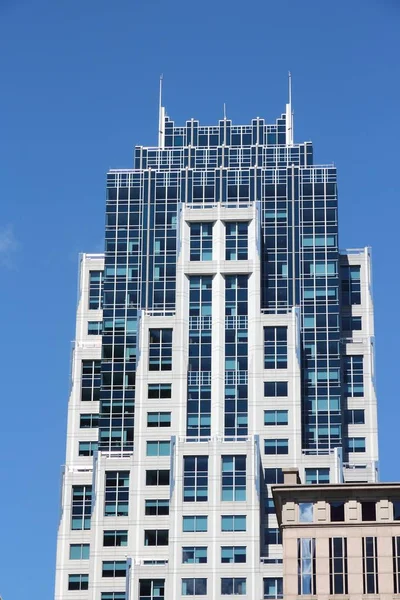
[55,84,378,600]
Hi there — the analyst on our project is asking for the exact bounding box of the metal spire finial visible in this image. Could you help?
[158,74,165,148]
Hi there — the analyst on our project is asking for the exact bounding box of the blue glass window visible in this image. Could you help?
[147,412,171,427]
[149,329,172,371]
[346,437,366,453]
[71,485,92,530]
[146,441,171,456]
[345,409,365,424]
[264,577,283,599]
[343,355,364,396]
[183,456,208,502]
[221,455,246,501]
[88,321,102,335]
[102,561,127,577]
[183,515,208,532]
[298,538,316,595]
[139,580,164,600]
[264,381,288,397]
[264,439,289,455]
[190,223,213,261]
[265,528,282,545]
[225,222,248,260]
[182,547,207,564]
[264,468,284,484]
[264,327,287,369]
[88,270,103,309]
[69,544,90,560]
[221,515,246,532]
[145,499,169,516]
[103,530,128,546]
[182,578,207,596]
[329,537,348,595]
[264,410,288,425]
[144,529,169,546]
[78,441,98,456]
[341,265,361,305]
[221,546,246,563]
[68,574,88,590]
[81,360,101,402]
[305,468,330,484]
[221,578,246,595]
[104,471,129,516]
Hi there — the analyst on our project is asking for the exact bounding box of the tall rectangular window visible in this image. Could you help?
[393,537,400,593]
[263,578,283,599]
[189,223,213,261]
[264,327,287,369]
[139,580,165,600]
[362,537,379,594]
[89,270,103,309]
[225,222,248,260]
[341,265,361,305]
[343,355,364,396]
[81,360,101,401]
[221,455,246,501]
[71,485,92,530]
[329,538,348,595]
[298,538,316,595]
[104,471,129,516]
[183,456,208,502]
[187,276,212,438]
[149,329,172,371]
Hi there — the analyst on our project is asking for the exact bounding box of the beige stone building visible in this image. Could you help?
[272,469,400,600]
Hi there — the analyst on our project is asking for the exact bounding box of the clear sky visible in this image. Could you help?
[0,0,399,597]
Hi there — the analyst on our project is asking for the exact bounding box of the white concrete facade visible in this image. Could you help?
[55,217,378,599]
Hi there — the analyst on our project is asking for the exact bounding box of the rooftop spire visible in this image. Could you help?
[158,74,165,149]
[286,71,294,146]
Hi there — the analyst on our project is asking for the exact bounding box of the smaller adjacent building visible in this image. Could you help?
[273,469,400,600]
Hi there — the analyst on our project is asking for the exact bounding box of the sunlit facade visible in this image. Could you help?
[55,94,378,599]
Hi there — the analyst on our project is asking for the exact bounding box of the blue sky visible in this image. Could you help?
[0,0,399,597]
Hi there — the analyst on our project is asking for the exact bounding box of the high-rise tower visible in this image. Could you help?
[55,89,378,600]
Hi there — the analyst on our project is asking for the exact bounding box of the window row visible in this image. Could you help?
[189,221,248,261]
[298,535,400,596]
